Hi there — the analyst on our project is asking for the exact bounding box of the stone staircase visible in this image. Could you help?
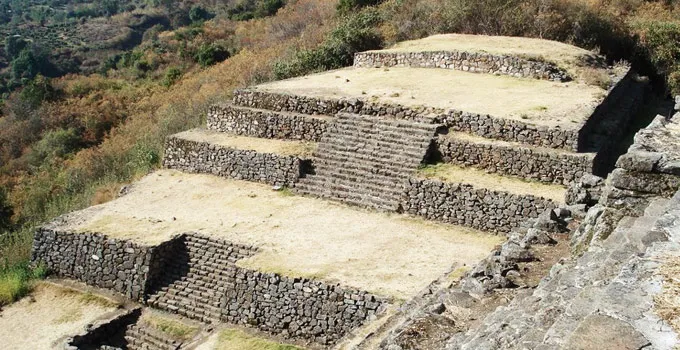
[294,113,438,211]
[123,322,182,350]
[448,198,673,349]
[146,235,255,324]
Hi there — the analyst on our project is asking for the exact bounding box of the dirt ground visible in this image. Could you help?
[418,163,566,203]
[0,283,119,350]
[174,129,317,158]
[50,170,503,300]
[253,67,603,128]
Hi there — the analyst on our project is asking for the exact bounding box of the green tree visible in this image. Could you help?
[0,188,13,232]
[189,5,211,24]
[5,35,27,60]
[19,75,56,109]
[193,43,230,67]
[11,49,40,82]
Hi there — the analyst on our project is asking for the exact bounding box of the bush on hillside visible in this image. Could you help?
[633,20,680,94]
[162,66,183,87]
[0,188,13,232]
[0,262,47,306]
[337,0,382,13]
[193,43,230,67]
[273,9,383,79]
[28,128,83,167]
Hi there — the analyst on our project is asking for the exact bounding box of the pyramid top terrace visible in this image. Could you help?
[244,66,613,129]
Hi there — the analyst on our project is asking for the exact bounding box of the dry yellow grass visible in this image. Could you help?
[0,283,118,350]
[173,129,317,157]
[254,67,603,128]
[140,311,199,341]
[417,163,566,203]
[655,256,680,335]
[50,170,503,299]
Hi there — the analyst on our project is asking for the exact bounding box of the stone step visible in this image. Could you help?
[334,113,436,134]
[312,157,413,178]
[295,182,399,211]
[299,174,406,200]
[313,148,424,171]
[329,124,434,145]
[126,324,180,350]
[317,134,429,158]
[312,162,411,185]
[316,145,425,166]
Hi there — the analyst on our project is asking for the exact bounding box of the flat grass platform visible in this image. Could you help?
[252,67,604,129]
[49,170,503,300]
[374,34,600,73]
[173,129,317,157]
[418,163,567,203]
[0,283,119,350]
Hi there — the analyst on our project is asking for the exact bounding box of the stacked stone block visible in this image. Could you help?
[147,233,386,345]
[207,103,328,142]
[435,134,595,185]
[353,51,570,81]
[163,133,307,187]
[32,229,152,301]
[295,113,438,211]
[402,179,557,233]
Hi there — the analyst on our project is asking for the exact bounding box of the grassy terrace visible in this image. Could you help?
[372,33,611,80]
[48,170,503,300]
[172,129,317,158]
[417,163,567,203]
[253,67,605,129]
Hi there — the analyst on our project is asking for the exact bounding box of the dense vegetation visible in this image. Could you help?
[0,0,678,304]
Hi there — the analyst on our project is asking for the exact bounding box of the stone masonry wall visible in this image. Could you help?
[402,179,557,233]
[148,233,387,345]
[434,135,595,185]
[31,229,153,301]
[163,134,307,187]
[353,51,570,81]
[207,103,328,142]
[232,89,580,150]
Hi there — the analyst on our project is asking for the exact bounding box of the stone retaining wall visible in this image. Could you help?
[207,104,328,142]
[353,51,570,81]
[31,229,153,301]
[163,135,308,187]
[402,178,557,233]
[434,135,595,185]
[153,233,386,345]
[232,89,580,150]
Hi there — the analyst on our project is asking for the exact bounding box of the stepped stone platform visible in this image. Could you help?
[163,129,315,187]
[40,170,501,301]
[353,34,598,81]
